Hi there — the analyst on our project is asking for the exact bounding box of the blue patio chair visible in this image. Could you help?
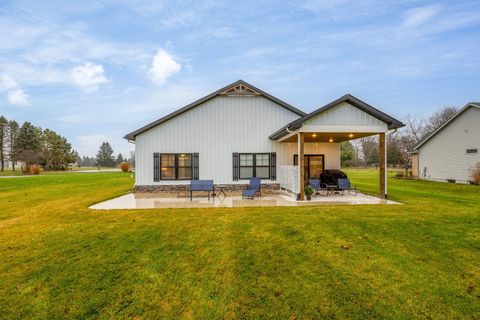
[337,178,357,196]
[308,179,327,195]
[189,180,214,200]
[242,177,261,199]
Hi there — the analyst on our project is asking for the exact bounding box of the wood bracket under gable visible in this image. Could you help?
[219,83,261,96]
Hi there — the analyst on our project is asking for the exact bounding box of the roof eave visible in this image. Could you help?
[269,94,405,139]
[412,102,479,151]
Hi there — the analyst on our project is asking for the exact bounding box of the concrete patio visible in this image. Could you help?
[89,192,399,210]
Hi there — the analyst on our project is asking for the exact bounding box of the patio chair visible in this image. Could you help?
[242,177,261,199]
[189,180,214,201]
[337,178,357,196]
[308,179,327,196]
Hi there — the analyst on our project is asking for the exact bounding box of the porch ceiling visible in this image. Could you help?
[279,132,378,143]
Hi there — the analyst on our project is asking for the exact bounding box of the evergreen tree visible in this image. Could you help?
[340,141,355,167]
[40,129,76,170]
[115,153,124,165]
[8,120,19,171]
[17,122,41,152]
[95,142,115,167]
[17,122,42,171]
[0,116,8,171]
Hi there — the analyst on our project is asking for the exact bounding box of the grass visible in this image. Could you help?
[0,167,117,176]
[0,171,479,319]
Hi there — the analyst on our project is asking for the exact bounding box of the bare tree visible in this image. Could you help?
[425,106,457,134]
[404,114,426,143]
[358,136,378,166]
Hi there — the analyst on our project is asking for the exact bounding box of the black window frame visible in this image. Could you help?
[160,153,193,180]
[239,153,270,180]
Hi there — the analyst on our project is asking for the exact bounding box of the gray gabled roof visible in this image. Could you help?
[412,102,480,151]
[124,80,306,141]
[269,94,405,140]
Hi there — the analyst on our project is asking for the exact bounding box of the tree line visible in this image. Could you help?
[340,106,458,170]
[0,116,135,173]
[0,116,76,172]
[79,141,134,168]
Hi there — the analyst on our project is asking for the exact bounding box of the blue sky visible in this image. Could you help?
[0,0,479,157]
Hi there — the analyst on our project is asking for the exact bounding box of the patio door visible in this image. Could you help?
[294,154,324,181]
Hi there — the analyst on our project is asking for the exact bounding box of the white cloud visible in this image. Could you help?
[402,5,441,29]
[7,88,29,106]
[70,62,109,92]
[148,49,182,86]
[0,74,29,106]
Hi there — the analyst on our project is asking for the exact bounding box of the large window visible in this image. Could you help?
[160,154,192,180]
[239,153,270,179]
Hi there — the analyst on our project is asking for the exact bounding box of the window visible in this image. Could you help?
[160,154,175,180]
[239,153,270,179]
[466,148,478,154]
[160,154,192,180]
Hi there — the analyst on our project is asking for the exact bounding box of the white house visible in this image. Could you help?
[411,102,480,183]
[124,80,404,199]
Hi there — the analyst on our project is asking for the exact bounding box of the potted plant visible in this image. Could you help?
[304,185,314,200]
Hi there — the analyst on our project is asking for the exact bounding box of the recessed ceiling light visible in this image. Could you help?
[329,138,333,142]
[312,133,317,137]
[348,133,354,138]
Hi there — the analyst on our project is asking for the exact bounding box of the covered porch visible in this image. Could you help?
[270,94,404,200]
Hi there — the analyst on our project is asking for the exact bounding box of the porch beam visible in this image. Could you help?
[379,133,387,199]
[298,132,305,200]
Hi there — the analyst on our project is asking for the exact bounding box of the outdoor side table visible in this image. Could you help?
[326,184,337,196]
[213,185,227,198]
[177,185,188,198]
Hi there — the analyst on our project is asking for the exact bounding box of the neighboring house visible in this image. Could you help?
[411,102,480,183]
[124,80,404,199]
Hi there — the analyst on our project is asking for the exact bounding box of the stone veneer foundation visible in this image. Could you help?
[135,183,281,194]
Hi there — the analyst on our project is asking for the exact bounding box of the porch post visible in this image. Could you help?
[298,132,305,200]
[379,133,387,199]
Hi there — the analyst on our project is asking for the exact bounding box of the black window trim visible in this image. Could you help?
[160,153,193,181]
[239,153,271,180]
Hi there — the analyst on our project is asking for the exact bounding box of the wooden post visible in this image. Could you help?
[298,132,305,200]
[379,133,386,199]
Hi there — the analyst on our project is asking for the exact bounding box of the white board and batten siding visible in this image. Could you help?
[418,106,480,183]
[302,102,388,133]
[135,95,300,185]
[278,142,341,169]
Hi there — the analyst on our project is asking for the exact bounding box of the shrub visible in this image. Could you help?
[304,185,314,198]
[470,162,480,185]
[30,164,41,175]
[119,162,130,172]
[395,172,404,178]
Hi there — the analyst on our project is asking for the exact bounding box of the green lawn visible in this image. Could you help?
[0,171,479,319]
[0,167,117,176]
